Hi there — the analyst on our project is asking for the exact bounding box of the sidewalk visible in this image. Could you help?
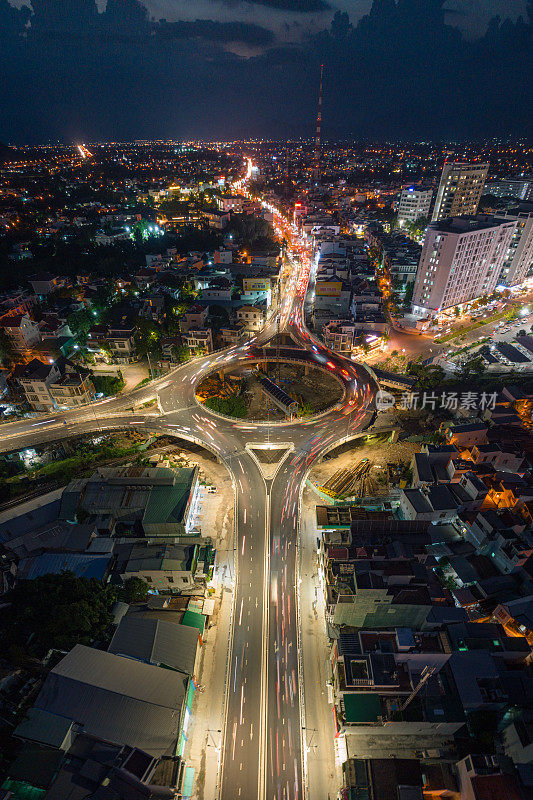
[182,467,235,800]
[300,488,339,800]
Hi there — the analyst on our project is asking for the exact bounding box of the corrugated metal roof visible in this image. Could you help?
[143,469,197,526]
[15,708,74,749]
[108,615,199,676]
[181,610,205,634]
[35,645,187,757]
[18,552,111,581]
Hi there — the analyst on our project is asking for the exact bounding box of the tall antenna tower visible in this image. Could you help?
[313,64,324,180]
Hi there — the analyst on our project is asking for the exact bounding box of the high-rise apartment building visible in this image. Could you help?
[432,162,489,222]
[397,186,433,226]
[485,178,533,202]
[412,216,516,317]
[495,210,533,287]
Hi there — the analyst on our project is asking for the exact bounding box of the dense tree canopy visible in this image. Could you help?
[3,572,119,654]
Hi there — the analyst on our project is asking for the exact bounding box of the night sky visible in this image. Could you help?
[1,0,532,144]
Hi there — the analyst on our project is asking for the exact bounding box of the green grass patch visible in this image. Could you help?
[204,395,247,418]
[134,376,152,389]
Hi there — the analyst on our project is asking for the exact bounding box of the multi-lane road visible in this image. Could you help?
[0,207,377,800]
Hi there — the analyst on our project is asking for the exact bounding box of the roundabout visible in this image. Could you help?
[196,357,345,421]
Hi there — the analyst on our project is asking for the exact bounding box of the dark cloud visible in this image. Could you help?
[0,0,531,143]
[211,0,330,12]
[244,0,330,11]
[158,18,275,45]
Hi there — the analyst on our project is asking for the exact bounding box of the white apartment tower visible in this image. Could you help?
[496,211,533,287]
[397,186,433,225]
[432,162,489,222]
[412,216,516,317]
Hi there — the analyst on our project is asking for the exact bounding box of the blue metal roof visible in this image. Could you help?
[20,552,111,581]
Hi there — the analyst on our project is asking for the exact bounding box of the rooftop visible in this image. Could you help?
[33,644,188,757]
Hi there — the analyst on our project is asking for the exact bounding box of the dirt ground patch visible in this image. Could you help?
[235,362,343,420]
[309,435,420,497]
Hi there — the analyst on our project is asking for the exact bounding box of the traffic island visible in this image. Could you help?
[196,361,343,421]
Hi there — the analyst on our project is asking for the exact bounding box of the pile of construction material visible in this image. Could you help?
[321,459,372,498]
[195,374,242,401]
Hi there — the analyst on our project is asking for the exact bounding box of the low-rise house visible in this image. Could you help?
[456,754,524,800]
[241,275,272,305]
[95,228,130,245]
[17,550,112,582]
[28,272,65,297]
[217,194,246,213]
[180,305,209,333]
[450,472,489,513]
[334,660,465,738]
[467,443,527,474]
[121,541,200,590]
[109,613,201,677]
[62,465,200,537]
[400,485,459,523]
[322,320,355,355]
[17,356,94,411]
[106,321,138,363]
[442,422,489,448]
[0,313,40,353]
[134,267,157,290]
[236,304,265,334]
[248,249,279,268]
[220,325,243,346]
[198,279,233,305]
[182,327,213,353]
[314,275,352,315]
[38,314,73,341]
[203,209,230,229]
[48,359,95,408]
[341,758,426,800]
[139,294,165,322]
[504,712,533,766]
[0,288,36,318]
[15,358,55,410]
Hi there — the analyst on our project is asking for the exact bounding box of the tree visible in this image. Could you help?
[298,402,314,417]
[459,356,485,382]
[91,372,125,396]
[403,281,414,305]
[407,362,445,390]
[67,307,93,344]
[0,329,15,368]
[123,576,148,603]
[171,343,191,363]
[134,317,162,358]
[2,572,119,654]
[205,394,247,418]
[227,213,278,252]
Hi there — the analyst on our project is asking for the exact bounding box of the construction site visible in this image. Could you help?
[196,361,343,420]
[309,435,419,502]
